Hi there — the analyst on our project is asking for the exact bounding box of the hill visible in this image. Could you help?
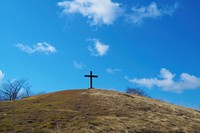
[0,89,200,133]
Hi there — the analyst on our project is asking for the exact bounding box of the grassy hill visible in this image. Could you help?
[0,89,200,133]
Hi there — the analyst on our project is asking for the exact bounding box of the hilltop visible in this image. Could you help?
[0,89,200,133]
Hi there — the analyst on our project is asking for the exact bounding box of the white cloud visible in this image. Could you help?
[0,70,5,83]
[57,0,122,25]
[88,39,109,56]
[58,1,179,26]
[15,42,57,54]
[127,2,179,24]
[73,61,86,69]
[127,68,200,93]
[106,68,121,74]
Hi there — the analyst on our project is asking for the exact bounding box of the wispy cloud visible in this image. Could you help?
[106,68,121,74]
[73,61,86,69]
[0,70,5,83]
[127,2,179,24]
[88,39,109,56]
[57,0,122,26]
[58,1,179,26]
[15,42,57,54]
[127,68,200,93]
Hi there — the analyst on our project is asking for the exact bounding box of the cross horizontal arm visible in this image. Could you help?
[84,75,98,78]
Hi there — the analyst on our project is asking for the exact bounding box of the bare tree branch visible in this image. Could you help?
[0,78,32,101]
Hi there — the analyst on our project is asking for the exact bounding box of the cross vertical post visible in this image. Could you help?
[90,71,93,88]
[84,71,98,89]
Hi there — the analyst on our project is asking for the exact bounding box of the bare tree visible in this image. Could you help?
[24,85,33,97]
[126,87,150,98]
[0,79,32,101]
[0,91,3,100]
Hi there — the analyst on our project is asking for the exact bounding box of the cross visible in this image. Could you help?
[84,71,98,89]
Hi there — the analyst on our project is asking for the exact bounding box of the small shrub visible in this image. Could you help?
[126,88,150,98]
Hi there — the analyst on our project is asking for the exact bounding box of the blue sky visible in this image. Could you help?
[0,0,200,109]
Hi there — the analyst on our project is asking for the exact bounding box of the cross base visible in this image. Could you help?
[88,87,95,89]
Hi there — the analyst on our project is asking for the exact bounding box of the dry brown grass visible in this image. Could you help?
[0,89,200,133]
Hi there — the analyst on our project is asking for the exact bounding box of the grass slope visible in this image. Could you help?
[0,89,200,133]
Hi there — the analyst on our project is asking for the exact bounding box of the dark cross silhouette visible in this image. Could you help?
[84,71,98,89]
